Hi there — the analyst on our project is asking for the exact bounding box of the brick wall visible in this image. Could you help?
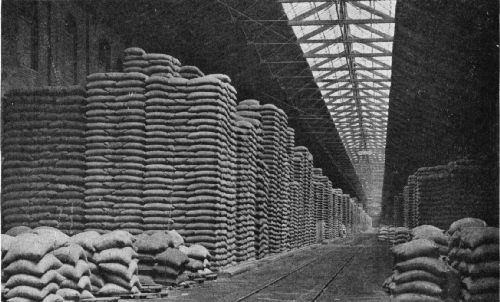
[1,0,125,96]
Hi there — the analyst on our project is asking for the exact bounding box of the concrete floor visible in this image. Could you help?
[157,233,392,302]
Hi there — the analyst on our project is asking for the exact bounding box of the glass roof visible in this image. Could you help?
[281,0,396,206]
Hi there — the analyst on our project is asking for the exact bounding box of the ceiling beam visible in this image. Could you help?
[291,1,332,21]
[318,78,391,83]
[356,23,393,40]
[311,66,392,71]
[279,0,387,2]
[299,37,393,43]
[322,87,390,91]
[348,1,393,19]
[288,18,395,26]
[325,94,389,99]
[304,51,392,59]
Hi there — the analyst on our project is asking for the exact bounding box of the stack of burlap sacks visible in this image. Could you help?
[135,230,212,286]
[412,225,449,257]
[447,218,499,302]
[2,227,94,302]
[386,238,460,302]
[385,217,499,301]
[2,86,86,235]
[1,227,142,301]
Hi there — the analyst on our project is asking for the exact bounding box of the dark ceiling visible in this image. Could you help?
[89,0,367,203]
[381,0,499,223]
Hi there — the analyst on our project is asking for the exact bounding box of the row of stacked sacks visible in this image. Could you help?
[260,104,290,254]
[167,74,239,268]
[291,146,315,247]
[1,227,140,302]
[2,86,86,235]
[312,169,335,241]
[283,127,296,250]
[84,72,148,235]
[447,218,499,302]
[1,45,373,270]
[333,190,343,238]
[236,99,270,259]
[325,181,335,240]
[233,117,258,262]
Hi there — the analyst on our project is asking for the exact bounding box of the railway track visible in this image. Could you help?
[235,246,361,302]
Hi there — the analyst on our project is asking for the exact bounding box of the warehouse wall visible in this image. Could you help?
[382,0,499,224]
[1,0,124,95]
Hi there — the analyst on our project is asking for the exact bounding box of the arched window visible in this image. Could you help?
[63,13,77,84]
[98,39,111,71]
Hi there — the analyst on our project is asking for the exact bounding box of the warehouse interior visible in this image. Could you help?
[1,0,498,301]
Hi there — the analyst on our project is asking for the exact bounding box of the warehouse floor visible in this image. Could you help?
[162,233,391,302]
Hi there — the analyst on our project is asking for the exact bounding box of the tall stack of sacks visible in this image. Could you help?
[275,107,290,252]
[415,165,450,229]
[388,239,459,301]
[144,75,188,232]
[325,180,334,239]
[341,195,350,235]
[447,219,498,302]
[123,47,181,78]
[321,175,331,239]
[284,128,295,248]
[403,186,410,228]
[312,168,322,239]
[93,231,140,295]
[393,227,412,245]
[258,104,284,254]
[407,175,418,228]
[2,86,86,234]
[412,225,449,257]
[288,181,300,248]
[67,231,103,293]
[291,148,305,247]
[2,229,68,302]
[447,160,497,225]
[179,244,212,278]
[236,99,269,259]
[332,189,343,238]
[233,118,258,262]
[84,72,148,234]
[179,66,205,79]
[174,74,238,268]
[292,146,314,246]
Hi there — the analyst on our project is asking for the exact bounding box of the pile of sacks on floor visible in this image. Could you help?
[135,230,213,286]
[447,218,499,302]
[384,238,460,302]
[2,227,94,302]
[1,227,142,301]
